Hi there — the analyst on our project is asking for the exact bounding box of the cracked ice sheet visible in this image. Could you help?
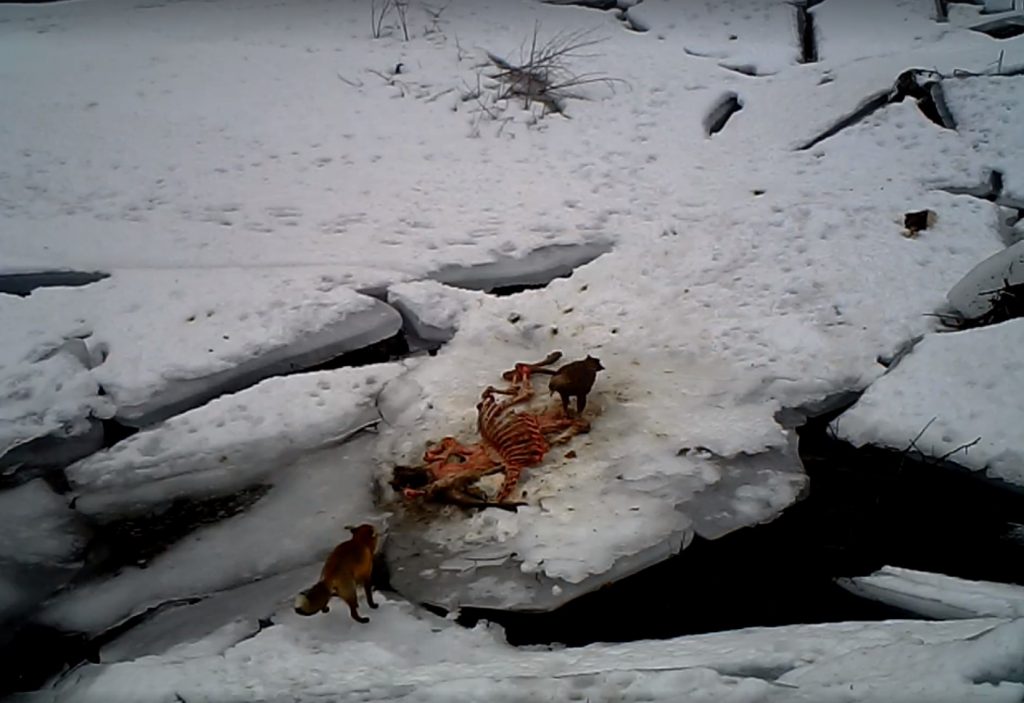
[2,268,401,427]
[35,609,1024,703]
[375,292,807,609]
[67,362,406,520]
[835,319,1024,488]
[840,566,1024,620]
[40,435,385,635]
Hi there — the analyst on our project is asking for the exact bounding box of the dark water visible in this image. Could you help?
[458,414,1024,646]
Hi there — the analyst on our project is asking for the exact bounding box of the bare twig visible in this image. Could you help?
[395,0,411,41]
[367,68,409,97]
[898,416,936,470]
[425,87,456,103]
[454,33,469,62]
[337,72,364,88]
[422,0,450,35]
[937,436,982,462]
[898,417,982,469]
[371,0,393,39]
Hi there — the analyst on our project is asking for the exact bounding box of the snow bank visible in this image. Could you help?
[37,607,1024,703]
[386,280,485,344]
[429,240,612,292]
[835,319,1024,488]
[42,435,384,635]
[839,566,1024,620]
[68,363,404,520]
[0,321,113,472]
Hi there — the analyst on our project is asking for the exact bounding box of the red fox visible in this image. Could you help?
[294,524,378,623]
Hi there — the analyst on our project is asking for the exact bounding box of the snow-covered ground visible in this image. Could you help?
[3,0,1024,698]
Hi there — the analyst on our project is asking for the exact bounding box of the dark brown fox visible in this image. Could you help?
[545,355,604,416]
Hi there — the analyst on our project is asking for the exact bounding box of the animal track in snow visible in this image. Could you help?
[265,206,303,227]
[318,212,368,235]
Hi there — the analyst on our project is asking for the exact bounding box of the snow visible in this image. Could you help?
[941,76,1024,200]
[835,319,1024,487]
[628,0,798,76]
[386,280,485,343]
[2,0,1024,697]
[0,1,610,274]
[33,608,1024,703]
[0,317,113,467]
[67,363,404,520]
[41,435,384,636]
[812,0,949,65]
[840,566,1024,620]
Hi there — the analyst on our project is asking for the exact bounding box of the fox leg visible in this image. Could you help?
[363,578,378,609]
[336,581,368,624]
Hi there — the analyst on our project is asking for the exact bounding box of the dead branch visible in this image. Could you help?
[425,87,456,103]
[367,68,409,97]
[937,436,982,462]
[898,416,936,470]
[422,0,450,21]
[371,0,393,39]
[337,72,364,88]
[395,0,411,41]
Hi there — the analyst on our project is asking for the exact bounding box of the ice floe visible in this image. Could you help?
[835,319,1024,488]
[68,363,404,519]
[840,566,1024,620]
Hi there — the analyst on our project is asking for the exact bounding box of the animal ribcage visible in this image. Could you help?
[477,399,548,467]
